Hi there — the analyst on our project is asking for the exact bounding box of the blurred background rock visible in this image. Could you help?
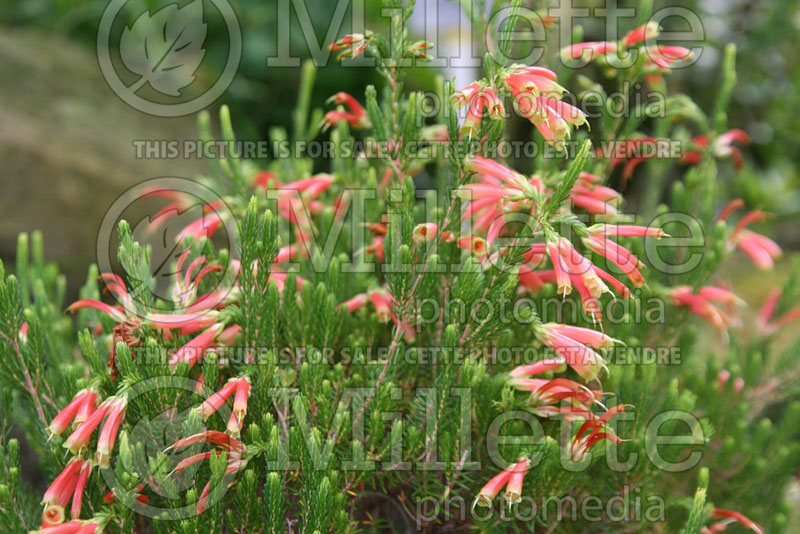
[0,0,798,299]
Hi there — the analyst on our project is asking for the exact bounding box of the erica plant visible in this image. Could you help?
[1,1,799,533]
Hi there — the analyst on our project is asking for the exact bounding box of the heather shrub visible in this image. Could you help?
[1,2,799,533]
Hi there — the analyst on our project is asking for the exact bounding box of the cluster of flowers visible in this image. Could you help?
[453,64,588,147]
[41,170,346,528]
[562,22,694,86]
[38,389,126,533]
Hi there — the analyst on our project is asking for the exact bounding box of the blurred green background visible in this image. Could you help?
[0,0,798,296]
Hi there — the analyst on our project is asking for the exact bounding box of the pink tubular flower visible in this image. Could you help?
[757,288,800,335]
[503,64,585,146]
[718,202,781,269]
[504,458,531,507]
[473,458,529,509]
[452,81,482,109]
[670,286,740,332]
[368,290,393,323]
[96,397,127,468]
[570,179,620,215]
[622,22,660,46]
[195,458,246,515]
[546,241,572,297]
[509,357,566,379]
[340,293,369,313]
[560,41,618,62]
[704,508,764,534]
[70,461,93,520]
[323,92,369,130]
[169,323,225,369]
[36,520,101,534]
[169,431,245,454]
[457,236,487,255]
[538,323,611,382]
[74,389,98,426]
[513,378,602,415]
[329,31,372,60]
[66,299,125,323]
[199,378,240,419]
[588,223,666,239]
[63,399,113,453]
[570,404,630,462]
[49,389,93,436]
[517,265,553,295]
[412,223,439,243]
[41,506,67,528]
[232,377,250,425]
[176,211,225,244]
[557,239,610,299]
[459,86,505,135]
[42,458,85,507]
[464,155,531,193]
[583,234,645,288]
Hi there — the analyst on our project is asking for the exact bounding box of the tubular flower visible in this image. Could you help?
[702,508,764,534]
[670,286,743,332]
[323,92,369,130]
[508,356,604,415]
[622,22,660,47]
[329,31,373,60]
[228,377,251,436]
[340,293,369,313]
[195,458,247,515]
[42,458,85,508]
[584,222,666,288]
[368,290,393,323]
[537,323,614,382]
[171,250,223,308]
[457,236,488,256]
[503,65,585,146]
[473,458,530,509]
[583,234,645,288]
[167,432,247,515]
[103,484,148,506]
[546,241,571,297]
[412,222,440,243]
[571,173,621,215]
[168,430,245,455]
[455,83,505,135]
[504,458,531,507]
[49,389,98,436]
[756,288,800,335]
[718,201,781,270]
[561,41,618,62]
[96,397,127,468]
[35,520,104,534]
[464,155,534,195]
[570,404,630,462]
[139,186,223,235]
[200,378,239,418]
[681,129,750,169]
[526,238,629,315]
[63,399,113,453]
[70,461,93,520]
[557,238,610,299]
[517,265,554,295]
[169,322,226,369]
